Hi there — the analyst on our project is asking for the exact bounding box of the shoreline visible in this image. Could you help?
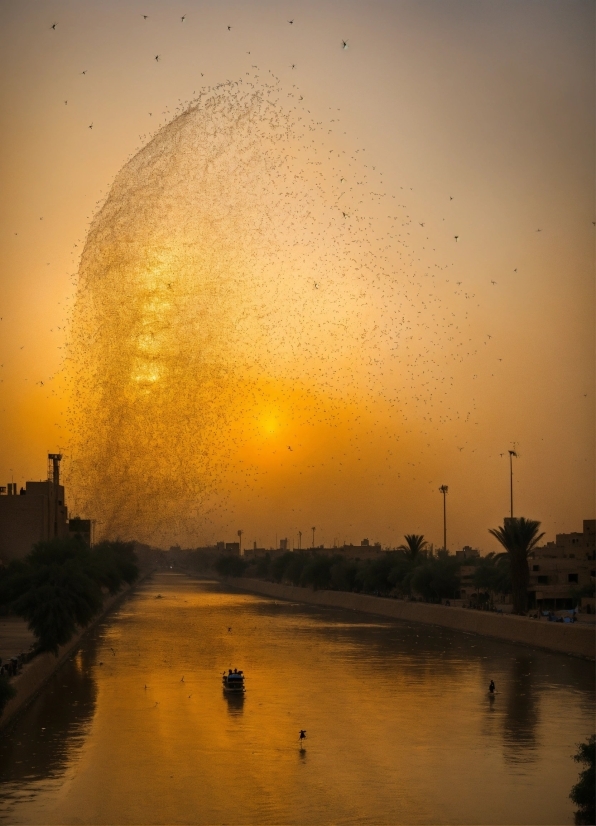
[227,577,595,660]
[0,571,154,731]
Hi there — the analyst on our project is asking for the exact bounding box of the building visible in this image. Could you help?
[0,454,69,563]
[528,520,595,610]
[0,453,96,563]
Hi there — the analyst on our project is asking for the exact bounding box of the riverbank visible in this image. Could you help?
[228,577,595,659]
[0,572,153,731]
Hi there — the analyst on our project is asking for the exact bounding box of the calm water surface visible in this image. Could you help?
[0,573,593,824]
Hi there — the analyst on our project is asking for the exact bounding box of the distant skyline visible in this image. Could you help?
[0,0,593,550]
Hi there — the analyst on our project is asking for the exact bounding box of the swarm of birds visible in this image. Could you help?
[63,70,493,546]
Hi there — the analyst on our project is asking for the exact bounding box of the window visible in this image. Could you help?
[532,565,540,572]
[537,576,549,584]
[568,574,578,583]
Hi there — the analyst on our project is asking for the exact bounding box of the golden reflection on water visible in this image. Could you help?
[0,574,593,825]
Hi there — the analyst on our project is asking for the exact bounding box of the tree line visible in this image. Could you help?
[215,518,556,613]
[217,531,512,604]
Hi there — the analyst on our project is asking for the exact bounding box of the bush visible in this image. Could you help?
[570,735,595,825]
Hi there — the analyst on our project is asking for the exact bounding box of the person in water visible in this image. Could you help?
[299,730,307,745]
[489,680,496,694]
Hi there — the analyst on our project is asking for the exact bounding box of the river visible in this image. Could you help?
[0,573,593,824]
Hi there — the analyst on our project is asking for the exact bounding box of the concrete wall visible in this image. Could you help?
[229,578,595,660]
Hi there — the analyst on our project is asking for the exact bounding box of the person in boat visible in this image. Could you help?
[299,730,307,744]
[489,680,496,694]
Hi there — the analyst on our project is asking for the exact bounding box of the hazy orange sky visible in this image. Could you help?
[0,0,593,550]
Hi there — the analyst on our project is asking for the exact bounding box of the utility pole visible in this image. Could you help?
[439,485,448,551]
[298,530,302,550]
[311,526,316,549]
[508,450,517,518]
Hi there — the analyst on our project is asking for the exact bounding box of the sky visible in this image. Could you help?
[0,0,593,551]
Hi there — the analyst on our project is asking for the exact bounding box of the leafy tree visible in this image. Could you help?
[330,558,359,592]
[397,534,428,560]
[255,553,271,578]
[410,553,460,602]
[473,553,511,605]
[90,540,138,594]
[570,735,595,825]
[387,553,417,596]
[284,552,308,586]
[489,518,544,614]
[215,554,247,578]
[300,555,334,590]
[355,554,395,594]
[271,552,293,583]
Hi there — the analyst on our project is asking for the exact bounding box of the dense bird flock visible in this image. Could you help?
[66,73,482,546]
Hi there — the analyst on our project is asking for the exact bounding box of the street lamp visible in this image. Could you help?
[508,450,517,518]
[311,526,316,549]
[439,485,448,551]
[237,529,243,556]
[298,530,302,550]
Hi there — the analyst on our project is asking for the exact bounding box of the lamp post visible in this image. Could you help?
[237,529,243,556]
[298,530,302,550]
[439,485,448,551]
[508,450,517,518]
[311,526,316,549]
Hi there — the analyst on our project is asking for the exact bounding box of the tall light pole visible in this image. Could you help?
[311,526,316,549]
[237,529,243,556]
[508,450,517,518]
[298,530,302,550]
[439,485,448,551]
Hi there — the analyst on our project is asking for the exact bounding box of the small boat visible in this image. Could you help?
[222,668,245,693]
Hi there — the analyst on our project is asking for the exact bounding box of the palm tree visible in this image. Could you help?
[489,518,544,614]
[398,534,428,561]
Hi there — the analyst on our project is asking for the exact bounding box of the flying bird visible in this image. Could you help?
[51,23,57,30]
[342,40,348,49]
[288,19,294,24]
[143,15,148,20]
[181,15,186,22]
[454,235,459,242]
[227,25,232,30]
[155,55,160,61]
[491,280,497,285]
